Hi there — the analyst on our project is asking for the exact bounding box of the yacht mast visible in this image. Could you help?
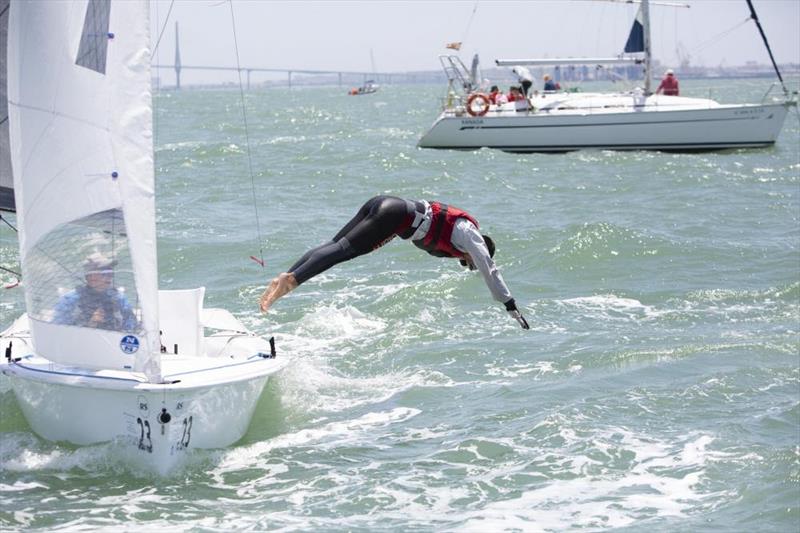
[642,0,652,93]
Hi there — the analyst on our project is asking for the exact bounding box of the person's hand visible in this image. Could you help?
[89,308,105,326]
[504,299,530,330]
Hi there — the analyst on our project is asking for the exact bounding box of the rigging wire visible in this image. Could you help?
[227,0,266,268]
[153,0,161,153]
[459,1,479,48]
[745,0,789,96]
[688,17,751,56]
[0,214,21,282]
[152,0,176,56]
[0,213,17,232]
[0,265,20,279]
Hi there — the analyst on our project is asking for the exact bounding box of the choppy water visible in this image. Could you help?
[1,78,799,531]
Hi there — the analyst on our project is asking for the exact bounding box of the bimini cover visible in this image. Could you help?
[7,0,161,380]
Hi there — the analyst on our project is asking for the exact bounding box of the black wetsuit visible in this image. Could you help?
[290,195,422,284]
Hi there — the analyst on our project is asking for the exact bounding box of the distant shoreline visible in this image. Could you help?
[153,71,800,91]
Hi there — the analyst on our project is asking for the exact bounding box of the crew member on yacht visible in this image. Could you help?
[656,69,679,96]
[543,74,559,92]
[259,195,530,329]
[512,65,534,97]
[488,85,501,104]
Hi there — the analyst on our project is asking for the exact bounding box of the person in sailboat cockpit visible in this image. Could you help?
[656,69,680,96]
[53,252,139,332]
[259,196,530,329]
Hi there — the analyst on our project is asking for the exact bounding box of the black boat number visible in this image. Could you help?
[177,416,193,451]
[136,417,153,453]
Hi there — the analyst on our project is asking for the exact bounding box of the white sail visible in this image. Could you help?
[7,0,160,381]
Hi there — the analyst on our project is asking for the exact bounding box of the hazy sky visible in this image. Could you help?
[150,0,800,83]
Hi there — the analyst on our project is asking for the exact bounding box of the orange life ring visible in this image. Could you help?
[466,93,490,117]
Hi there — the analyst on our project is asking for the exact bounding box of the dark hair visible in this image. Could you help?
[490,85,499,92]
[482,234,495,257]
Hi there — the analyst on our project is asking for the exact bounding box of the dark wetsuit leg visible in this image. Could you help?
[290,196,414,285]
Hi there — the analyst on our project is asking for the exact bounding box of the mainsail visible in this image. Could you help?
[7,0,161,380]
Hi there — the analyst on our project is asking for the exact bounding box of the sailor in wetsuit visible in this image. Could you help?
[259,195,530,329]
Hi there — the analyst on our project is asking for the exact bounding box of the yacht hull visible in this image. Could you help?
[418,102,791,153]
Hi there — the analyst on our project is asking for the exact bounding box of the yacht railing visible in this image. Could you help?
[438,94,734,117]
[437,55,478,111]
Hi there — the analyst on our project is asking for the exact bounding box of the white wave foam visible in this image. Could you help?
[275,355,453,415]
[214,407,421,475]
[348,426,731,531]
[297,304,387,341]
[485,360,560,380]
[559,294,664,321]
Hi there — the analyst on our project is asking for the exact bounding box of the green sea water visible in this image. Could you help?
[1,78,799,531]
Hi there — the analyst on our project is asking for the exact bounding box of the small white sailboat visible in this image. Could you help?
[418,0,797,153]
[349,48,380,95]
[0,0,288,474]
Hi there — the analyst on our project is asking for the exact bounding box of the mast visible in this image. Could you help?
[642,0,652,94]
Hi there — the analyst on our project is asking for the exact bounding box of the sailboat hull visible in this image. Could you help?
[418,101,792,153]
[1,315,289,475]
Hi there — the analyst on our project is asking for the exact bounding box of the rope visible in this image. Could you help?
[228,1,265,268]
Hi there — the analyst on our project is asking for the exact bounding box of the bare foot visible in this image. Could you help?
[259,276,280,312]
[259,272,298,312]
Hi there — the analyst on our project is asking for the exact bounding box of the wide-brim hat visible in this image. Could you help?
[83,252,117,273]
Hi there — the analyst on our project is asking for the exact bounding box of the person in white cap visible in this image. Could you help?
[53,252,138,331]
[511,65,534,97]
[656,69,679,96]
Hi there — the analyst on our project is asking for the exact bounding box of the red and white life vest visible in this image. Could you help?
[413,202,479,258]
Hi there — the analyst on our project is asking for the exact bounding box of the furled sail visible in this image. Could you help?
[624,5,645,54]
[7,0,161,380]
[470,53,481,91]
[0,0,13,213]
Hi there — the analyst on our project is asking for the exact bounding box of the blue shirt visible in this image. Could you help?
[53,286,139,332]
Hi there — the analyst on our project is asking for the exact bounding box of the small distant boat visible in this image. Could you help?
[0,0,289,474]
[349,79,379,95]
[418,0,797,153]
[349,48,380,95]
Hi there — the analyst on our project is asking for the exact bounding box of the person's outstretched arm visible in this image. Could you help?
[451,219,530,329]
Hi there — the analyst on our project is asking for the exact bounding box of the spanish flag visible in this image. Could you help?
[445,42,462,51]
